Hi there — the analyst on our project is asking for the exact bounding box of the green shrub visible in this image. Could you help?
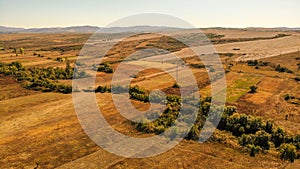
[97,63,113,73]
[275,64,293,73]
[254,131,271,150]
[280,143,297,163]
[249,85,258,93]
[272,127,286,147]
[95,86,110,93]
[247,60,258,66]
[239,134,255,146]
[248,144,261,157]
[172,82,180,88]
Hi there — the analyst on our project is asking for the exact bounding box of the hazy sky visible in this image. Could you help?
[0,0,299,28]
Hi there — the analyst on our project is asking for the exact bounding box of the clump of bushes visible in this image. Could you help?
[246,60,270,68]
[274,34,289,38]
[279,143,297,163]
[275,64,293,73]
[189,63,205,69]
[0,61,88,94]
[218,109,300,161]
[55,57,64,62]
[94,63,113,73]
[224,53,234,57]
[93,80,300,162]
[95,85,111,93]
[247,60,258,66]
[205,33,225,39]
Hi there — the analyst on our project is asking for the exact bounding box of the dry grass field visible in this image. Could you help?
[1,28,300,168]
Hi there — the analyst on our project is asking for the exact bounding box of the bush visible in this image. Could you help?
[258,61,270,66]
[248,144,261,157]
[205,33,225,39]
[249,85,258,93]
[284,94,291,100]
[56,57,64,62]
[189,63,205,69]
[224,53,234,57]
[97,63,113,73]
[58,85,72,94]
[275,34,289,38]
[254,131,271,150]
[172,82,180,88]
[186,125,200,140]
[275,64,293,73]
[280,143,297,163]
[95,86,110,93]
[247,60,258,66]
[264,120,273,134]
[239,134,254,146]
[272,127,286,147]
[19,48,25,54]
[130,92,149,102]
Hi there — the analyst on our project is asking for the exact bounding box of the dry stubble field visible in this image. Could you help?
[1,28,300,168]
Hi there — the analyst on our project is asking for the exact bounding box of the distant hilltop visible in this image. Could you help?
[0,25,299,33]
[0,25,182,33]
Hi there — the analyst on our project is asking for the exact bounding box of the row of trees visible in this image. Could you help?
[217,108,299,161]
[94,84,299,162]
[246,60,294,74]
[95,85,183,104]
[246,60,270,67]
[0,61,88,94]
[128,92,300,162]
[275,64,293,73]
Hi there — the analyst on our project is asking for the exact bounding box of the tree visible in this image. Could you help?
[247,144,261,157]
[172,82,180,88]
[272,127,286,147]
[9,61,23,70]
[239,134,254,146]
[254,131,271,150]
[249,85,258,93]
[65,60,73,79]
[280,143,297,163]
[248,117,262,134]
[20,47,25,54]
[186,125,200,140]
[97,63,113,73]
[264,120,273,134]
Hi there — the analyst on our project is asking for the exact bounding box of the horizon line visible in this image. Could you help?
[1,25,299,30]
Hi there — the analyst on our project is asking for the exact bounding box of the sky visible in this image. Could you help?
[0,0,299,28]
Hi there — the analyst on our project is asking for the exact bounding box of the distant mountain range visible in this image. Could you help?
[0,25,182,33]
[0,25,299,33]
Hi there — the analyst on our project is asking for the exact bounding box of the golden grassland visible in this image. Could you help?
[0,29,300,168]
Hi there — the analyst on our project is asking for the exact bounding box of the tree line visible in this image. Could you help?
[0,61,89,94]
[94,84,300,162]
[106,87,299,163]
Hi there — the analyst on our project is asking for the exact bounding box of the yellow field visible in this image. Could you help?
[1,29,300,168]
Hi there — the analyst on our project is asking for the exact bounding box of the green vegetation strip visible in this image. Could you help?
[95,84,299,162]
[0,61,89,94]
